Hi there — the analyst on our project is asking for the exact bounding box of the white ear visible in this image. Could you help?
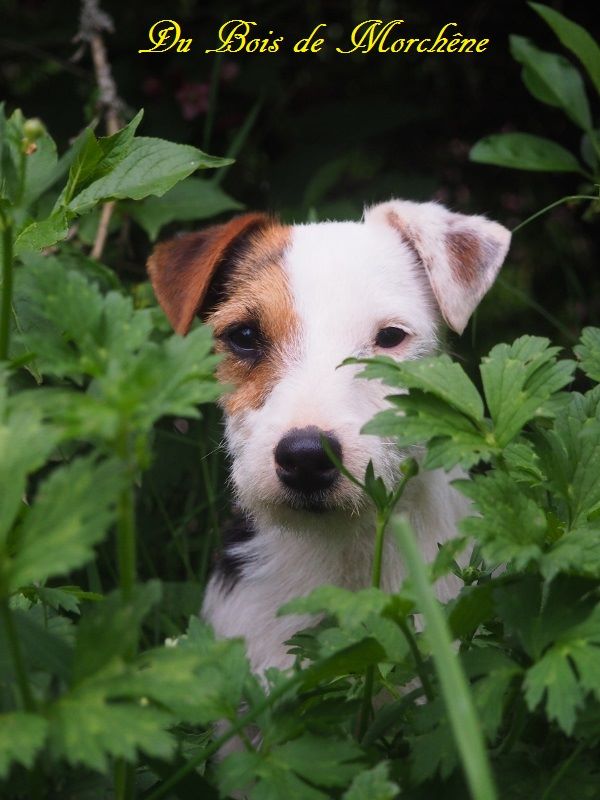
[364,199,511,334]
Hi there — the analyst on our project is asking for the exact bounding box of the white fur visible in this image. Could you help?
[201,201,510,673]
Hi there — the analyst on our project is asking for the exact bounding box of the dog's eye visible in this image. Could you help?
[225,324,262,357]
[375,326,408,348]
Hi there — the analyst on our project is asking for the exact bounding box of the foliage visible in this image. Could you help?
[470,4,600,226]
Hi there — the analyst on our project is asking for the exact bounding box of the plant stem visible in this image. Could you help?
[0,218,14,361]
[358,466,415,739]
[116,431,136,602]
[393,516,497,800]
[0,598,35,711]
[511,194,600,234]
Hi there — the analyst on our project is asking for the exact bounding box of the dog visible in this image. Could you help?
[148,199,511,674]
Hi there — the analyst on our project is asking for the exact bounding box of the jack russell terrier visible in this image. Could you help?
[148,200,511,674]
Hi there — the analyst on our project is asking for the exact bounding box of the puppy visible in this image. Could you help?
[148,200,511,674]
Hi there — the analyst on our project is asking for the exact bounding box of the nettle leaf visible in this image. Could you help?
[0,712,48,778]
[536,388,600,528]
[530,3,600,95]
[510,35,592,130]
[0,378,59,549]
[502,441,545,485]
[342,763,400,800]
[128,176,243,240]
[457,472,547,570]
[6,456,122,592]
[68,137,232,213]
[14,210,70,255]
[480,336,575,447]
[575,327,600,382]
[470,132,583,173]
[524,605,600,734]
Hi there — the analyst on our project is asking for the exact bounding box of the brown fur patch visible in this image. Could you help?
[386,210,433,274]
[444,229,483,287]
[147,213,272,334]
[206,225,297,415]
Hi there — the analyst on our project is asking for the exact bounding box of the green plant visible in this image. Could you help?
[470,3,600,229]
[2,107,600,800]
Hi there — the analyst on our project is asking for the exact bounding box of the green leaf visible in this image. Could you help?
[73,582,162,683]
[575,327,600,382]
[365,393,494,471]
[355,354,484,421]
[541,528,600,581]
[481,336,575,446]
[0,712,48,778]
[13,210,69,255]
[6,456,122,592]
[218,735,363,800]
[470,133,583,173]
[68,138,233,213]
[0,378,58,550]
[342,763,400,800]
[536,388,600,528]
[280,585,391,628]
[20,131,59,208]
[530,3,600,94]
[510,35,592,130]
[457,472,547,570]
[47,678,175,772]
[524,605,600,734]
[128,177,243,240]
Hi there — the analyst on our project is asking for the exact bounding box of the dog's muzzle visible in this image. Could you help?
[274,426,341,499]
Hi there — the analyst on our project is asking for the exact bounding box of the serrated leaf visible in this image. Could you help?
[356,354,483,421]
[342,763,400,800]
[536,388,600,527]
[128,177,243,240]
[575,327,600,382]
[530,3,600,94]
[0,379,58,548]
[541,527,600,580]
[47,680,175,772]
[68,138,232,213]
[470,133,583,173]
[6,456,122,592]
[457,472,547,570]
[510,35,592,130]
[481,336,575,446]
[279,585,390,628]
[0,712,48,778]
[524,605,600,734]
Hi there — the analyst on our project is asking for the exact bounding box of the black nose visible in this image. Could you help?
[274,427,342,494]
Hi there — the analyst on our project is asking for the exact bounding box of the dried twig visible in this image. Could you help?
[74,0,123,259]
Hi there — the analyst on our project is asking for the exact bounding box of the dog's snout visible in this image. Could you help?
[274,426,342,494]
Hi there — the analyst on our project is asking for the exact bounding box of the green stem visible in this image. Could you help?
[0,219,14,361]
[393,516,497,800]
[398,618,434,702]
[114,758,135,800]
[0,598,35,711]
[116,431,137,602]
[359,466,415,739]
[511,194,600,235]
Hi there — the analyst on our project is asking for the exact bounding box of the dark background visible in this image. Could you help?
[1,0,598,584]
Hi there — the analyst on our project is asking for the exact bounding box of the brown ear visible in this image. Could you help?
[147,213,271,334]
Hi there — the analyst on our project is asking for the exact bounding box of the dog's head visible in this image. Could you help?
[148,200,510,530]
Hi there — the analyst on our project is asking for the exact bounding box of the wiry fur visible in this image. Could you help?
[148,199,511,675]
